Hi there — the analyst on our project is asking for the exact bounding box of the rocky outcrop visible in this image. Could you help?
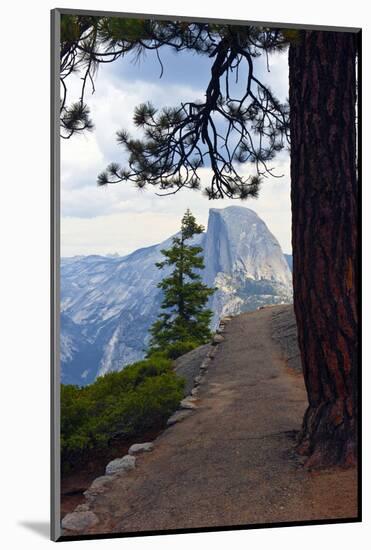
[174,344,210,395]
[271,305,302,372]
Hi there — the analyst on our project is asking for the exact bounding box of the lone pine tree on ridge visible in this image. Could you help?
[148,209,215,359]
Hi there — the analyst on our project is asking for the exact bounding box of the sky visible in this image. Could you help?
[61,29,292,257]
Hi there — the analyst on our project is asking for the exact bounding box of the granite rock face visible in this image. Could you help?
[271,305,302,372]
[174,344,210,395]
[203,207,292,323]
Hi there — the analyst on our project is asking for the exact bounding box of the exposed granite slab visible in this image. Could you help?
[174,344,211,395]
[271,305,302,373]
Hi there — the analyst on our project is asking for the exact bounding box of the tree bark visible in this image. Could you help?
[289,31,358,468]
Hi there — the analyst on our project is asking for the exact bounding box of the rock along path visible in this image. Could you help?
[73,306,358,536]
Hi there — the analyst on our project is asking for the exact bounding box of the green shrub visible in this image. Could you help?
[146,339,202,361]
[61,356,185,472]
[163,339,200,359]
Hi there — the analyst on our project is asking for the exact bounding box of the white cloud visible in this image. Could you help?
[260,50,289,102]
[61,47,292,257]
[61,210,185,257]
[61,134,105,191]
[61,71,205,216]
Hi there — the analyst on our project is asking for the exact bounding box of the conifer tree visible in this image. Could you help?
[148,210,215,357]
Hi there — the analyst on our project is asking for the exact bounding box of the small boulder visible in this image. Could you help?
[128,442,154,455]
[194,375,203,385]
[191,387,199,396]
[106,455,136,475]
[186,396,197,402]
[212,334,225,345]
[84,475,117,497]
[180,398,197,410]
[220,316,232,323]
[75,504,90,513]
[167,410,193,426]
[62,511,99,532]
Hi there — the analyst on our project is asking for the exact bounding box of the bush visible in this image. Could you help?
[146,339,203,361]
[163,339,201,359]
[61,356,185,472]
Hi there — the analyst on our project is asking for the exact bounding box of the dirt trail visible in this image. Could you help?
[79,306,358,535]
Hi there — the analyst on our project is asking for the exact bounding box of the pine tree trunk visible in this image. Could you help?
[289,31,358,468]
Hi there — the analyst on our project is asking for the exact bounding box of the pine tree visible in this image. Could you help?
[148,210,215,358]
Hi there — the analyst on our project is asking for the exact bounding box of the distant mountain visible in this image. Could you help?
[61,206,292,385]
[284,254,293,272]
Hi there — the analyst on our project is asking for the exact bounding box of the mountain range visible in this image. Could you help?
[61,206,292,385]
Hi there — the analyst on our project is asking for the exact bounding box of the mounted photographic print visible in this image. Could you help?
[51,8,361,541]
